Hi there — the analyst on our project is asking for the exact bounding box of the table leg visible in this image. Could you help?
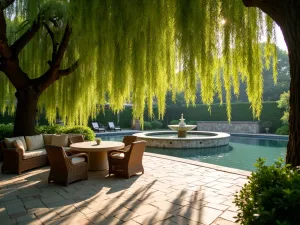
[88,151,108,171]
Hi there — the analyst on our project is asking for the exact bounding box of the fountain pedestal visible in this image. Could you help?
[168,113,196,138]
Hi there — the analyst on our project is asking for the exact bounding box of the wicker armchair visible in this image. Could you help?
[108,140,146,178]
[122,135,138,147]
[69,135,84,144]
[45,145,88,186]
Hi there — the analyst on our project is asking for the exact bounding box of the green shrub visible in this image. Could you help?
[36,125,64,134]
[187,120,197,125]
[143,121,152,130]
[150,120,163,129]
[62,126,95,141]
[36,125,95,141]
[234,158,300,225]
[170,120,178,125]
[0,123,13,140]
[276,125,289,135]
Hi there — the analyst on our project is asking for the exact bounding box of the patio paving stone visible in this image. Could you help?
[0,154,249,224]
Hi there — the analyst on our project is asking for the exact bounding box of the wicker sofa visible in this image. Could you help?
[0,134,83,174]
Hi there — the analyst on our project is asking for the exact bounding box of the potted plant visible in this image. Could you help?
[261,121,272,133]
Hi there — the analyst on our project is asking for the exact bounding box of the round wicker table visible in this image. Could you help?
[70,141,124,171]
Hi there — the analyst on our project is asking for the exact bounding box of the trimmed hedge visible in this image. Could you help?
[36,125,95,141]
[0,102,283,133]
[275,125,289,135]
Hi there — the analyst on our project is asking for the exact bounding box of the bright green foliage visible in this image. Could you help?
[150,120,163,129]
[0,0,277,126]
[35,125,95,141]
[275,125,289,135]
[143,121,152,130]
[277,91,290,125]
[234,158,300,225]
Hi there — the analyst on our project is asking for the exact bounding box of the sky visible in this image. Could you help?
[276,25,287,51]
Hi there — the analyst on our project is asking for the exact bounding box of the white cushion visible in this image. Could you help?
[12,140,25,154]
[25,135,44,151]
[43,134,53,145]
[4,136,27,151]
[71,157,85,164]
[111,153,125,159]
[23,149,46,159]
[51,134,69,147]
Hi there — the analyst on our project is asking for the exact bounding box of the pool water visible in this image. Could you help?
[102,136,287,171]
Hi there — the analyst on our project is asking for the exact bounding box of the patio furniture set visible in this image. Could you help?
[0,134,146,186]
[91,121,121,132]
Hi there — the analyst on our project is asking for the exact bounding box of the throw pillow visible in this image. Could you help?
[4,136,28,151]
[12,139,25,154]
[25,135,44,151]
[51,134,69,147]
[43,134,53,145]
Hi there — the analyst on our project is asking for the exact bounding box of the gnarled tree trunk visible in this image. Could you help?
[14,88,40,136]
[243,0,300,166]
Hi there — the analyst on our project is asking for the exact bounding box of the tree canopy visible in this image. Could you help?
[0,0,278,125]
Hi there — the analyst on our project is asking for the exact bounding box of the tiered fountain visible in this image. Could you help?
[168,113,197,137]
[134,114,230,149]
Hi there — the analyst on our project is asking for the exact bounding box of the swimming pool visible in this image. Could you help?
[102,135,287,171]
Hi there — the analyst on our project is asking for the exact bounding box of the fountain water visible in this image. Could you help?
[134,114,230,149]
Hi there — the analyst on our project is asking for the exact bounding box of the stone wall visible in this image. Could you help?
[197,121,260,134]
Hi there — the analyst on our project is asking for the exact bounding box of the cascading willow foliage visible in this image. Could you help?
[0,0,277,126]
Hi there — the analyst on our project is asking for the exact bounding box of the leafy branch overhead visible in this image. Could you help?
[0,0,278,126]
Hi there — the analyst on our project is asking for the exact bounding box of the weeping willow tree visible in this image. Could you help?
[0,0,299,165]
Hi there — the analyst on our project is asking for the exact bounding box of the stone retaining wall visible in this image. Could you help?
[197,121,260,134]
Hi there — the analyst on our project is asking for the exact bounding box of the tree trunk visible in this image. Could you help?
[284,28,300,167]
[13,87,39,136]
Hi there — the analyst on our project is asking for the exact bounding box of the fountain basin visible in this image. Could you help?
[168,125,197,137]
[134,131,230,148]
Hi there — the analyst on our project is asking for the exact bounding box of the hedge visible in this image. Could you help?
[0,102,283,133]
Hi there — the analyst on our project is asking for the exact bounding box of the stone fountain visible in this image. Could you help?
[168,113,197,137]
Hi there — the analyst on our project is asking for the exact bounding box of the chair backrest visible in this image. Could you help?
[45,145,68,172]
[69,135,84,144]
[122,136,138,147]
[128,141,147,165]
[108,122,115,129]
[92,122,99,129]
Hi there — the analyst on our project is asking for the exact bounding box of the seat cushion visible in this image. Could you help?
[111,153,125,159]
[4,136,28,151]
[12,140,25,154]
[51,134,69,147]
[43,134,54,145]
[71,157,85,164]
[25,135,44,151]
[23,149,47,159]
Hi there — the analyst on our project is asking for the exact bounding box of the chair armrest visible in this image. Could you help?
[68,153,89,162]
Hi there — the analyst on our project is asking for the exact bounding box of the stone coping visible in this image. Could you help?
[134,131,230,140]
[145,152,251,177]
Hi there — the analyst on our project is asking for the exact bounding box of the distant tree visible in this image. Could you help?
[277,91,290,125]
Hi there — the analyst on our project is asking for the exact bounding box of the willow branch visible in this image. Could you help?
[0,0,15,9]
[58,60,79,77]
[35,23,73,92]
[52,22,72,67]
[12,14,42,55]
[43,22,58,62]
[0,10,12,59]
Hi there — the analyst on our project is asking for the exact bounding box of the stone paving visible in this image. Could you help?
[0,153,250,225]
